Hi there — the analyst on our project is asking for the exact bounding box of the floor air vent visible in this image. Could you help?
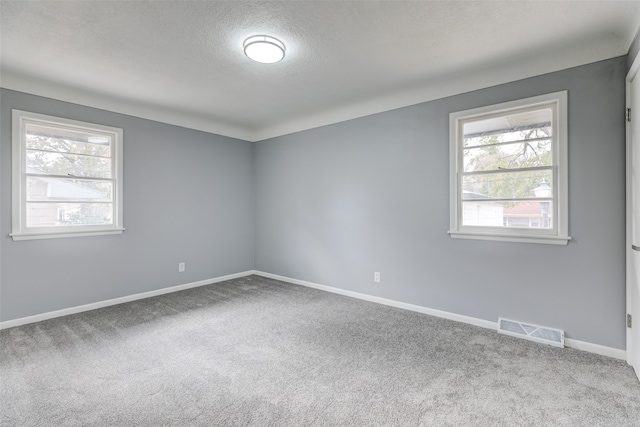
[498,318,564,348]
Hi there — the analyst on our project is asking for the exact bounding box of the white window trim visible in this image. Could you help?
[11,110,124,241]
[448,91,570,245]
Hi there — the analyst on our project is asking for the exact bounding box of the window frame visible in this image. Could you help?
[448,91,570,245]
[11,110,124,241]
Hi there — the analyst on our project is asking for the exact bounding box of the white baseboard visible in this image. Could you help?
[253,270,627,360]
[0,270,255,330]
[253,270,497,330]
[564,338,627,360]
[2,269,627,361]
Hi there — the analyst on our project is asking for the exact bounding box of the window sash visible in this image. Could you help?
[457,131,558,234]
[460,165,552,176]
[460,167,554,205]
[463,135,552,150]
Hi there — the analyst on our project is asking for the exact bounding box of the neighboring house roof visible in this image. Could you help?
[462,190,492,200]
[39,177,105,199]
[462,190,544,216]
[504,201,542,215]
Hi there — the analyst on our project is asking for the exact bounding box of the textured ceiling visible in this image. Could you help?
[1,1,639,141]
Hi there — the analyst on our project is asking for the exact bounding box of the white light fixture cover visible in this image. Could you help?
[243,35,285,64]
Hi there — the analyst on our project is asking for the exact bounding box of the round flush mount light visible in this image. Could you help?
[243,35,285,64]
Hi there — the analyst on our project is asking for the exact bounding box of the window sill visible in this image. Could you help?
[448,231,570,245]
[10,228,125,241]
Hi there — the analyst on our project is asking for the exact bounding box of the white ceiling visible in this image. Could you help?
[1,1,639,141]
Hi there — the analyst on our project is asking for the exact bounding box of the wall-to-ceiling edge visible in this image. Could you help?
[1,37,632,143]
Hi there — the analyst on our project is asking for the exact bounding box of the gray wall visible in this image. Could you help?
[0,57,629,350]
[629,25,640,73]
[0,89,254,321]
[254,57,628,349]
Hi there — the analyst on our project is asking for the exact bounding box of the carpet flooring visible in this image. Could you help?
[1,275,639,426]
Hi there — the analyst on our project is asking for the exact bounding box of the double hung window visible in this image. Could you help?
[449,92,569,245]
[11,110,123,240]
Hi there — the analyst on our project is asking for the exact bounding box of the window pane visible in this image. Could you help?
[26,150,112,178]
[26,177,112,202]
[503,201,553,229]
[462,108,552,146]
[461,201,505,227]
[463,139,551,173]
[463,170,552,200]
[26,124,112,157]
[26,202,113,227]
[462,200,553,229]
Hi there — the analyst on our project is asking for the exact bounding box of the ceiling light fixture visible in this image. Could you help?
[243,35,285,64]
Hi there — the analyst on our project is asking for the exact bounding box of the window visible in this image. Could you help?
[449,92,569,245]
[11,110,123,241]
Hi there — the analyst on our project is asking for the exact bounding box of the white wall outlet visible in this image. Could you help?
[178,262,186,272]
[374,272,381,283]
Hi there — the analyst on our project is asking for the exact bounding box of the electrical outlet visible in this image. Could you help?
[178,262,186,273]
[374,272,380,283]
